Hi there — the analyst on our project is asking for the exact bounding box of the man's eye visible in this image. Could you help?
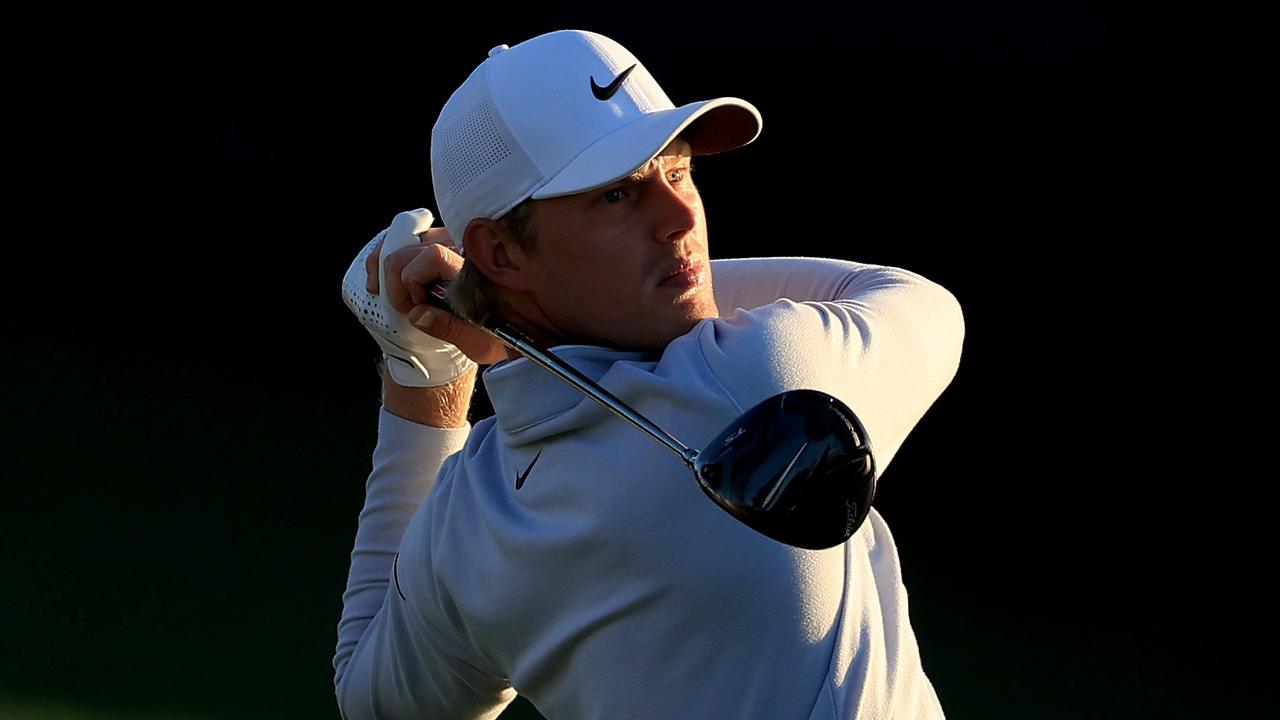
[668,165,692,183]
[603,188,628,203]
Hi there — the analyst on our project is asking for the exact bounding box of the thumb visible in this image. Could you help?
[407,306,509,366]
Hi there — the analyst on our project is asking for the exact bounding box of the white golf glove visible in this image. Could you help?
[341,208,476,387]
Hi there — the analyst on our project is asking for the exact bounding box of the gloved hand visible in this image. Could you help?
[341,208,476,387]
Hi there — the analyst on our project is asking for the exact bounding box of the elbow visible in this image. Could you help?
[899,272,965,388]
[924,280,966,387]
[880,266,967,373]
[937,283,966,374]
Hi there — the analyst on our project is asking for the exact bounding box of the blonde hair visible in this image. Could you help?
[445,199,538,327]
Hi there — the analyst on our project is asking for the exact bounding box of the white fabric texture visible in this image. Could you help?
[334,256,965,719]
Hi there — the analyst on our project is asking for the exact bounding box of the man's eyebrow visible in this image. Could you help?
[624,154,692,182]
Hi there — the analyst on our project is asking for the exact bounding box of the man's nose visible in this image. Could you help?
[649,176,699,243]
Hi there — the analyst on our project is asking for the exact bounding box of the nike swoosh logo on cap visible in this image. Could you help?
[515,448,543,490]
[590,64,636,101]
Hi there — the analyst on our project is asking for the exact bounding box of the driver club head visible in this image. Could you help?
[694,390,876,550]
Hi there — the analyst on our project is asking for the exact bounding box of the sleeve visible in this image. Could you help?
[702,257,965,476]
[333,408,513,719]
[711,256,880,312]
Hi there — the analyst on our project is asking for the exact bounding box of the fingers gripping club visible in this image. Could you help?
[341,209,475,387]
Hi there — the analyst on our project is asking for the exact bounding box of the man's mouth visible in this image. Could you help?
[657,258,706,290]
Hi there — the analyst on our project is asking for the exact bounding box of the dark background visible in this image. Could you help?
[3,4,1275,718]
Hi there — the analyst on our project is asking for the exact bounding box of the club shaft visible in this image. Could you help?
[427,282,698,468]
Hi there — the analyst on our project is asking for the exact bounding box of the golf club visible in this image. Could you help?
[421,281,877,550]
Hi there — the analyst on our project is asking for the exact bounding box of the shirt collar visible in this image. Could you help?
[482,344,658,439]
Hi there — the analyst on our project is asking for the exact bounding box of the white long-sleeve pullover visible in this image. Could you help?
[335,257,965,719]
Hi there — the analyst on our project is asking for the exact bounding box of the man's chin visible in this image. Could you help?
[682,294,720,326]
[572,294,719,351]
[660,303,720,345]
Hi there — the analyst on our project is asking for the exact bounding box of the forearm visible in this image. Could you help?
[333,366,476,688]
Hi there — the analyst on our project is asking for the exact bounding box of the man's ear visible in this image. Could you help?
[462,218,536,292]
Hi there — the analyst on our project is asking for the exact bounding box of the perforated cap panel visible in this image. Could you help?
[436,102,513,203]
[431,59,545,242]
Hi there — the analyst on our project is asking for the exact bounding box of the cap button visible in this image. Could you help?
[487,44,509,58]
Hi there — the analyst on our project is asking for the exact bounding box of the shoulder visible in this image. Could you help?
[662,299,869,413]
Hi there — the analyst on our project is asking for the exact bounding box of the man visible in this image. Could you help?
[335,29,964,719]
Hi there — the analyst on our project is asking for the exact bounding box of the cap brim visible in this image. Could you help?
[531,97,761,199]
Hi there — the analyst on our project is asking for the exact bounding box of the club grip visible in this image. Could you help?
[425,281,454,313]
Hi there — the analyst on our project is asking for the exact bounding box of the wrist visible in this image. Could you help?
[381,361,478,428]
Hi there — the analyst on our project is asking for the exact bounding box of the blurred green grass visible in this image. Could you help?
[0,697,226,720]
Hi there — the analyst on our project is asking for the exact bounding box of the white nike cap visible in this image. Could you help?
[430,29,762,244]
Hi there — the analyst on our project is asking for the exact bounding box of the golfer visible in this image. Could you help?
[335,29,964,719]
